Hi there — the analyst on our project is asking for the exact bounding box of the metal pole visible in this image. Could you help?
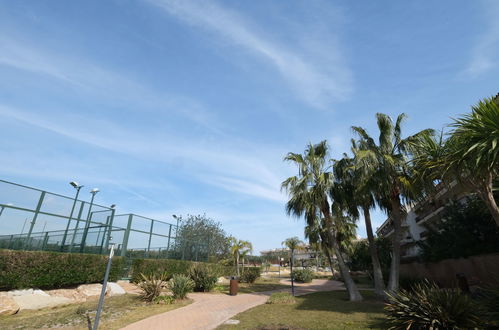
[120,214,133,257]
[166,224,172,259]
[102,208,115,254]
[80,211,94,253]
[61,187,82,251]
[146,219,154,258]
[69,201,85,252]
[26,191,46,241]
[92,244,115,330]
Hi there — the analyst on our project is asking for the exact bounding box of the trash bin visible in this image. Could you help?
[229,276,239,296]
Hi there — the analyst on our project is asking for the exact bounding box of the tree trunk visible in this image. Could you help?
[236,254,240,276]
[387,197,402,292]
[363,205,386,297]
[479,174,499,227]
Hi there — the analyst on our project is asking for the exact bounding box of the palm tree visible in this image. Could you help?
[445,96,499,226]
[282,236,303,295]
[229,237,252,276]
[282,141,363,301]
[334,153,386,297]
[352,113,432,292]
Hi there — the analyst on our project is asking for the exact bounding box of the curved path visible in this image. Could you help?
[121,279,344,330]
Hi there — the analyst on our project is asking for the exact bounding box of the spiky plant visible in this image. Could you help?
[385,280,481,329]
[138,273,167,302]
[168,274,194,299]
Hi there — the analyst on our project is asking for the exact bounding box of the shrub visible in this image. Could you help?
[267,292,296,304]
[399,276,427,291]
[292,269,314,283]
[385,280,481,329]
[189,264,218,292]
[131,259,234,283]
[153,295,175,305]
[0,249,124,290]
[137,273,167,302]
[240,267,261,284]
[168,274,194,299]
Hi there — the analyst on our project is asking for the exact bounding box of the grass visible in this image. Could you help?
[217,290,386,330]
[214,277,289,294]
[0,294,191,330]
[267,292,296,305]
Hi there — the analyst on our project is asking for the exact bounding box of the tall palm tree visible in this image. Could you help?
[282,141,363,301]
[445,96,499,226]
[334,153,386,297]
[352,113,432,292]
[229,237,252,276]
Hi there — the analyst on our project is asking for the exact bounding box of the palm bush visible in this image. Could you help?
[189,263,218,292]
[168,274,194,299]
[137,273,167,302]
[240,267,261,283]
[292,269,314,283]
[385,280,481,329]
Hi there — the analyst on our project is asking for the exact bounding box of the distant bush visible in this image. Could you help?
[267,292,296,305]
[0,249,123,290]
[385,280,481,329]
[399,275,428,291]
[138,273,167,302]
[240,267,261,284]
[292,269,314,283]
[189,263,218,292]
[131,259,234,283]
[168,274,194,299]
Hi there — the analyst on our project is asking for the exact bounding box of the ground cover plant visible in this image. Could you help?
[217,290,384,329]
[0,294,191,330]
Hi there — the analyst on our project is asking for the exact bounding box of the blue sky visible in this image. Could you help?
[0,0,498,253]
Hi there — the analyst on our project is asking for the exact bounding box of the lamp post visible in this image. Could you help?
[61,181,83,251]
[70,188,99,252]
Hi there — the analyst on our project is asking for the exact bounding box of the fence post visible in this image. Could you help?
[79,211,94,253]
[41,232,49,250]
[166,224,172,259]
[146,220,154,258]
[102,208,115,253]
[120,214,133,257]
[69,201,85,252]
[26,191,45,243]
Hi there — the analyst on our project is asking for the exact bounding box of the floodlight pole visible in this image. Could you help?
[61,183,83,251]
[93,243,115,330]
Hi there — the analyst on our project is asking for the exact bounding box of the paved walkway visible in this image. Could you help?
[121,279,344,330]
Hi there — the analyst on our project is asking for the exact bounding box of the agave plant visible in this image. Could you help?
[385,280,481,329]
[138,273,168,302]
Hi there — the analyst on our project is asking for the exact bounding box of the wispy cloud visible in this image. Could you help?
[0,104,287,204]
[464,0,499,77]
[147,0,352,109]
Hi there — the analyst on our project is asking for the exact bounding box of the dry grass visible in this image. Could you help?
[0,294,191,330]
[214,277,289,294]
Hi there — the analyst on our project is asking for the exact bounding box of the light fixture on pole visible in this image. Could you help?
[61,181,83,251]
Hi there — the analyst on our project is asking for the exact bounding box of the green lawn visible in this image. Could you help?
[217,290,386,330]
[0,294,191,330]
[214,277,289,294]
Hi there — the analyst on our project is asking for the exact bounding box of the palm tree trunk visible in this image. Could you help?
[326,227,362,301]
[362,205,386,297]
[479,174,499,227]
[236,254,240,276]
[387,197,402,292]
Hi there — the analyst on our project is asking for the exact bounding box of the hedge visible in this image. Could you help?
[131,258,235,283]
[0,249,124,290]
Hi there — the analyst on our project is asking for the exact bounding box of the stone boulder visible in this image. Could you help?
[76,284,109,298]
[12,295,72,310]
[107,282,126,296]
[0,296,20,315]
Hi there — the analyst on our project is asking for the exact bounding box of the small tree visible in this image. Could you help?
[283,237,303,296]
[229,237,252,276]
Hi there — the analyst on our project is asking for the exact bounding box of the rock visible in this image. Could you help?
[107,282,126,296]
[9,289,34,296]
[0,296,20,315]
[33,289,50,297]
[47,288,86,302]
[224,319,240,325]
[76,284,108,298]
[13,295,72,310]
[217,277,229,284]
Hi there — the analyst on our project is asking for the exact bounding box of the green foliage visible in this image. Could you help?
[240,267,261,283]
[189,263,218,292]
[348,238,391,274]
[478,280,499,326]
[398,276,428,291]
[0,249,123,290]
[168,274,193,299]
[385,280,481,329]
[131,258,234,283]
[418,197,499,262]
[137,273,167,302]
[291,269,314,283]
[176,214,231,262]
[266,292,296,305]
[153,295,175,305]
